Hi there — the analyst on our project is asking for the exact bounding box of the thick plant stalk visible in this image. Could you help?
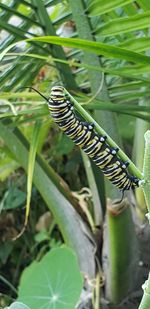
[102,199,139,304]
[141,131,150,211]
[69,0,122,201]
[134,94,150,220]
[139,130,150,308]
[139,273,150,309]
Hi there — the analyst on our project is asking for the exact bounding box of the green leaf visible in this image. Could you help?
[7,52,48,61]
[18,247,83,309]
[95,11,150,36]
[138,0,150,10]
[118,37,150,52]
[0,187,26,210]
[88,0,134,16]
[1,36,150,66]
[2,54,149,84]
[55,134,74,156]
[0,241,13,264]
[25,121,42,226]
[34,230,50,243]
[0,155,19,181]
[27,36,150,65]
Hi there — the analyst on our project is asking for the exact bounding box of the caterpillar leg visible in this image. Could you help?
[130,176,140,188]
[122,161,129,169]
[114,190,125,204]
[82,122,95,131]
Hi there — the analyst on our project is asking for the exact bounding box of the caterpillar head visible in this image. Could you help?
[50,86,65,101]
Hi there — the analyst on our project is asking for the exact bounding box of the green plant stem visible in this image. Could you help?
[64,88,143,180]
[133,94,149,220]
[0,275,17,295]
[69,0,122,201]
[138,130,150,308]
[103,199,139,304]
[139,273,150,309]
[141,131,150,211]
[7,52,150,84]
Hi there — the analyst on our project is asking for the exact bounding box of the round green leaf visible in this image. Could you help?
[18,247,83,309]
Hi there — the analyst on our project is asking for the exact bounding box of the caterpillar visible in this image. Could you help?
[25,86,139,192]
[48,86,139,192]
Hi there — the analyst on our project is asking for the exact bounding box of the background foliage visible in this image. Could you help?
[0,0,150,308]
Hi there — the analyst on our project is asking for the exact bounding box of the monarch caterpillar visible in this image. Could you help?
[24,86,139,192]
[48,86,139,192]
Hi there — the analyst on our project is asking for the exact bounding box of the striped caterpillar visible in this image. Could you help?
[25,85,139,192]
[48,86,139,192]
